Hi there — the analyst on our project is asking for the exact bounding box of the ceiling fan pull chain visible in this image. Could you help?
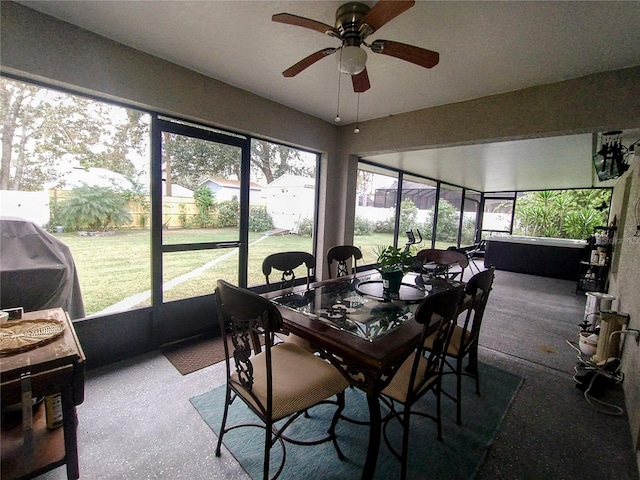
[354,93,361,134]
[335,51,343,123]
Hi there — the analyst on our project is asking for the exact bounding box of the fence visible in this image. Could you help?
[49,190,202,230]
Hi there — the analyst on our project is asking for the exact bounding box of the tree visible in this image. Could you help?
[356,170,374,206]
[162,134,241,190]
[513,189,610,239]
[434,199,459,243]
[2,78,313,196]
[1,77,145,191]
[251,139,313,183]
[399,199,418,234]
[162,136,314,191]
[1,79,51,190]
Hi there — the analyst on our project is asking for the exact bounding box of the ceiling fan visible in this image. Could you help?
[272,1,439,93]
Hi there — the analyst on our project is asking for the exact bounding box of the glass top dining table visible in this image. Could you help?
[270,271,455,342]
[265,270,460,480]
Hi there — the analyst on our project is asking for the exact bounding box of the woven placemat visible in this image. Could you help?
[0,319,65,356]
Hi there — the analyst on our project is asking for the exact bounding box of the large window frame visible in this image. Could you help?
[355,161,481,267]
[0,74,322,322]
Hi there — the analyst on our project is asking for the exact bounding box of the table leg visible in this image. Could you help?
[61,387,80,479]
[361,391,381,480]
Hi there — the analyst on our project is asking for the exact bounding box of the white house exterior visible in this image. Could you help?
[199,177,263,203]
[264,174,315,233]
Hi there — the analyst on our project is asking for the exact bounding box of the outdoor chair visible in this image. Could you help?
[214,279,349,480]
[378,284,466,480]
[326,245,362,278]
[423,267,495,425]
[415,248,469,282]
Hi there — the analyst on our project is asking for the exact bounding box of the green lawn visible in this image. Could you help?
[56,228,442,315]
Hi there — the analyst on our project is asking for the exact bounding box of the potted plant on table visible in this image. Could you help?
[375,246,414,297]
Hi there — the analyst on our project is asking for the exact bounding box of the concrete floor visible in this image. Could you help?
[38,268,639,480]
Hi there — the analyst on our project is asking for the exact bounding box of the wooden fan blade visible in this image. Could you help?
[360,1,415,35]
[272,13,340,38]
[352,69,371,93]
[282,48,337,77]
[370,39,439,69]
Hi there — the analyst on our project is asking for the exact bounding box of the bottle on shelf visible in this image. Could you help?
[45,393,63,429]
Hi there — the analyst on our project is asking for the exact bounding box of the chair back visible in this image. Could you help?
[215,279,282,403]
[458,267,495,351]
[415,248,469,280]
[408,285,466,399]
[326,245,363,278]
[262,252,315,289]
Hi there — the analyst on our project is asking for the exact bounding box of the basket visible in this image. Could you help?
[0,319,66,356]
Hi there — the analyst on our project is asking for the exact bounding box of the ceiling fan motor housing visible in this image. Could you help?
[336,2,370,46]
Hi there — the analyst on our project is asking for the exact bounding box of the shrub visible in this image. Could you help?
[435,199,459,243]
[193,186,215,228]
[217,198,239,228]
[59,185,131,231]
[375,216,395,233]
[399,199,418,234]
[513,189,611,239]
[249,206,274,232]
[44,196,63,233]
[354,215,374,236]
[296,217,313,237]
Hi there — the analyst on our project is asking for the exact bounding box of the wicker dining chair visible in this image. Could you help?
[378,284,466,480]
[214,279,349,480]
[424,266,495,425]
[326,245,363,278]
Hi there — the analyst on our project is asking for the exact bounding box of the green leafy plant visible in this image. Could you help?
[296,217,313,237]
[513,189,610,239]
[193,186,215,228]
[217,198,239,228]
[59,185,131,231]
[248,206,274,232]
[354,215,374,236]
[374,245,414,273]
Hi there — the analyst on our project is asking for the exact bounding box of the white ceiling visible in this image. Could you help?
[15,0,640,192]
[363,134,595,192]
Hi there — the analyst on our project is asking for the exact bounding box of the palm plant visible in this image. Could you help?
[60,185,131,231]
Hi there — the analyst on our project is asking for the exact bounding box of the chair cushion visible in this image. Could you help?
[424,325,472,357]
[231,342,349,421]
[381,354,437,403]
[275,332,316,353]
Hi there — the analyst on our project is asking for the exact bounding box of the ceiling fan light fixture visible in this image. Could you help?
[337,45,367,75]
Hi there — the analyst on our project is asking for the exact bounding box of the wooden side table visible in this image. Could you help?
[1,308,85,480]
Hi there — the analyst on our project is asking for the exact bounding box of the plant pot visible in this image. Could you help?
[381,269,403,298]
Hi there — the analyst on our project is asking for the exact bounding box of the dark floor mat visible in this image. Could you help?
[161,336,227,375]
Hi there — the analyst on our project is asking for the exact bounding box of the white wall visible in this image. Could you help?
[0,190,50,226]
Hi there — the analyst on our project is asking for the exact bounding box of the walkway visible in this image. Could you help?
[97,235,269,314]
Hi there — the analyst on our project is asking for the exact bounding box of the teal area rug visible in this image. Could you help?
[190,363,522,480]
